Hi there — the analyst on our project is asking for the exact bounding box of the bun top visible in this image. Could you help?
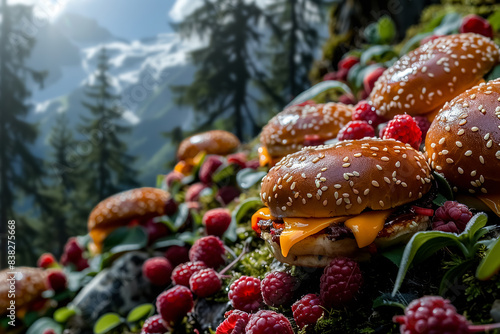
[177,130,240,161]
[0,267,47,313]
[88,187,171,232]
[370,33,500,119]
[260,138,432,218]
[426,79,500,195]
[260,102,353,158]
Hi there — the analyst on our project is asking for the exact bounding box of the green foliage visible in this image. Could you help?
[476,236,500,281]
[93,313,123,334]
[54,306,77,323]
[287,80,353,106]
[126,304,154,323]
[226,197,262,242]
[237,244,274,278]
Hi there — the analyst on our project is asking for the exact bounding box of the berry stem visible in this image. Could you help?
[468,323,500,332]
[219,238,251,276]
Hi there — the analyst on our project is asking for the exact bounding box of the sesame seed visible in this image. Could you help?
[372,181,380,187]
[291,182,296,190]
[312,157,319,163]
[323,200,328,206]
[459,120,467,126]
[364,189,370,195]
[446,158,454,164]
[480,175,485,183]
[402,182,408,187]
[465,150,472,156]
[343,156,349,162]
[481,188,488,194]
[336,199,342,205]
[342,163,351,168]
[307,193,312,198]
[480,156,485,164]
[484,133,490,140]
[381,157,390,161]
[301,173,307,178]
[456,141,463,148]
[487,140,493,148]
[471,127,479,132]
[343,174,349,181]
[282,206,287,211]
[354,153,362,157]
[320,177,326,182]
[457,129,465,135]
[439,138,445,145]
[376,165,382,170]
[384,177,391,184]
[379,200,385,207]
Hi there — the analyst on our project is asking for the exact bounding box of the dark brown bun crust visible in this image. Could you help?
[370,33,500,119]
[0,267,47,313]
[260,138,432,218]
[426,79,500,195]
[177,130,240,161]
[260,102,353,159]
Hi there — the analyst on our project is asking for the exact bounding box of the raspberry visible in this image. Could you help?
[164,246,190,268]
[337,120,375,141]
[145,219,170,244]
[363,67,385,94]
[199,155,223,184]
[216,310,250,334]
[203,208,232,237]
[432,201,472,234]
[189,268,222,298]
[261,271,298,307]
[75,257,89,271]
[245,310,293,334]
[339,55,359,71]
[338,94,356,105]
[352,101,384,127]
[245,160,260,170]
[460,14,493,39]
[156,286,193,328]
[37,253,56,269]
[141,315,167,334]
[63,237,83,263]
[164,197,178,216]
[335,68,349,82]
[47,270,67,292]
[382,114,422,149]
[227,152,247,169]
[42,330,56,334]
[165,171,184,188]
[228,276,263,313]
[323,72,337,81]
[413,116,431,142]
[292,294,325,330]
[185,182,207,202]
[172,261,207,287]
[394,296,470,334]
[143,257,173,286]
[189,236,226,269]
[216,186,240,206]
[320,257,363,308]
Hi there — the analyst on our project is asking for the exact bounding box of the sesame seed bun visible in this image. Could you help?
[370,33,500,120]
[426,79,500,197]
[260,138,433,218]
[177,130,240,162]
[260,102,353,162]
[0,267,47,315]
[88,187,172,252]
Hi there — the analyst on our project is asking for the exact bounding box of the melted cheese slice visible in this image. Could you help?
[258,146,271,167]
[477,195,500,217]
[280,209,393,257]
[251,208,276,233]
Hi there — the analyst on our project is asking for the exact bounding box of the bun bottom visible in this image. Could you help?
[261,215,430,267]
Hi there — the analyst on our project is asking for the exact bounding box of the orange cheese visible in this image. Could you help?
[344,210,393,248]
[251,208,276,233]
[280,216,347,257]
[258,146,271,167]
[477,195,500,217]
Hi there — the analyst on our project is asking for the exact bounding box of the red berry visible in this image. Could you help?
[145,219,170,244]
[323,72,337,81]
[143,257,173,286]
[42,330,56,334]
[363,67,385,94]
[413,116,431,142]
[335,68,349,82]
[75,257,89,271]
[320,257,363,308]
[189,268,221,298]
[460,14,493,39]
[189,236,226,269]
[185,182,207,202]
[339,55,359,71]
[337,120,375,141]
[338,94,356,105]
[47,270,67,292]
[216,310,250,334]
[227,152,247,169]
[172,261,207,287]
[141,314,167,333]
[394,296,470,334]
[164,197,178,216]
[228,276,263,313]
[164,246,190,268]
[216,186,240,206]
[203,208,232,237]
[292,294,325,330]
[303,134,325,147]
[156,286,193,328]
[165,171,184,188]
[432,201,472,234]
[352,101,384,127]
[382,114,422,149]
[199,155,223,184]
[419,34,443,46]
[261,272,298,307]
[245,160,260,170]
[63,237,83,263]
[37,253,56,269]
[379,123,387,138]
[293,100,316,107]
[245,310,293,334]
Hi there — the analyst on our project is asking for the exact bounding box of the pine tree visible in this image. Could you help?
[78,48,139,203]
[172,0,281,140]
[0,0,47,267]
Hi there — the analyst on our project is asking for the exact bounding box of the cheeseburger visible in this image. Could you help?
[253,138,434,267]
[259,102,353,166]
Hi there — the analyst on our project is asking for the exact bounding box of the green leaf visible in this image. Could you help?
[286,81,352,108]
[236,168,267,190]
[94,313,123,334]
[364,22,380,44]
[151,235,186,249]
[486,65,500,81]
[173,202,190,232]
[26,318,63,334]
[488,10,500,31]
[458,213,488,245]
[439,259,475,295]
[381,244,406,267]
[54,306,77,323]
[377,16,396,44]
[433,12,462,35]
[399,32,433,56]
[102,226,148,254]
[126,304,154,323]
[226,197,263,242]
[476,236,500,281]
[212,163,236,184]
[392,231,460,296]
[156,174,166,189]
[360,45,396,66]
[373,292,415,310]
[433,172,454,200]
[432,193,447,207]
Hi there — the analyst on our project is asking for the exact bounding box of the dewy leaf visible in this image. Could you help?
[126,304,154,323]
[432,172,454,200]
[476,236,500,281]
[106,226,148,254]
[225,197,262,242]
[54,306,77,323]
[286,81,353,108]
[392,231,460,296]
[360,45,395,65]
[26,317,63,334]
[433,12,462,35]
[94,313,123,334]
[236,168,267,190]
[458,213,488,244]
[439,259,475,295]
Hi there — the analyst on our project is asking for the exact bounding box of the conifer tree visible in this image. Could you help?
[78,48,138,203]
